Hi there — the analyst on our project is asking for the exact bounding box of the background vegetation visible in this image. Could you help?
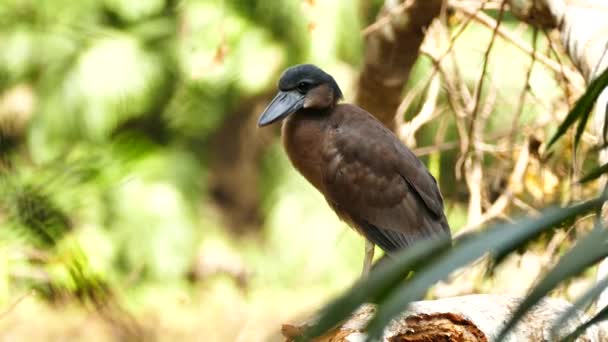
[0,0,605,341]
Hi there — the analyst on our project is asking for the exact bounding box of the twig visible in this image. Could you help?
[412,121,551,157]
[543,28,574,111]
[454,0,503,10]
[0,290,33,320]
[541,213,595,275]
[468,0,505,138]
[434,112,450,148]
[512,196,540,215]
[456,137,530,237]
[452,2,584,91]
[511,28,538,148]
[361,0,415,37]
[397,75,443,146]
[398,2,486,128]
[395,71,436,128]
[463,0,506,227]
[413,140,460,156]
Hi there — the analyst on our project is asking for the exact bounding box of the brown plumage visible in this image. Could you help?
[259,64,450,266]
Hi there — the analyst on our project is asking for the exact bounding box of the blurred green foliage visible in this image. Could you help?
[0,0,365,315]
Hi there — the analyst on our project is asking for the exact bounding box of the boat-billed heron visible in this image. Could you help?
[258,64,451,276]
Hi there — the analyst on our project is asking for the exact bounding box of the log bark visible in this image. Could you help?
[281,294,603,341]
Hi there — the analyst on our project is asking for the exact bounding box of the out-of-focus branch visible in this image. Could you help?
[456,138,530,237]
[397,75,442,147]
[396,19,445,147]
[361,0,415,37]
[398,5,485,147]
[462,1,506,226]
[356,0,443,132]
[508,0,608,82]
[452,1,585,91]
[511,28,538,146]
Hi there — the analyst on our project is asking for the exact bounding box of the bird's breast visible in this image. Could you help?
[281,114,328,192]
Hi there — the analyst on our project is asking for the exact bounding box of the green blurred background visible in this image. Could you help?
[0,0,582,341]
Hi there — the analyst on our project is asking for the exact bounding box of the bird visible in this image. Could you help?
[257,64,451,276]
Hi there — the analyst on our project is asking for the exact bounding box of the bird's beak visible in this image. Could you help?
[258,91,304,127]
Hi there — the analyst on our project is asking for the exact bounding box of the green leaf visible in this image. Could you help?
[552,273,608,339]
[496,225,608,341]
[546,67,608,149]
[578,162,608,183]
[574,108,592,151]
[561,304,608,341]
[365,197,606,341]
[11,185,72,247]
[300,236,451,341]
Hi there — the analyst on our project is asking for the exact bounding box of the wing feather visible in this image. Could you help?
[322,105,450,253]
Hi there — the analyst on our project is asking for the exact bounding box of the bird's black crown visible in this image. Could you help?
[278,64,343,100]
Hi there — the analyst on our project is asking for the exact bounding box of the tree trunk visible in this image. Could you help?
[356,0,443,132]
[208,92,275,235]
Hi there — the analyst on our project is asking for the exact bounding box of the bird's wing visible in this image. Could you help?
[322,106,450,253]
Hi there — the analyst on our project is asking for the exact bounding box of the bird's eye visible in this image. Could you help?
[296,82,310,93]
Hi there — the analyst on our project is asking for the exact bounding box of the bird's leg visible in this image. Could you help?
[361,239,375,278]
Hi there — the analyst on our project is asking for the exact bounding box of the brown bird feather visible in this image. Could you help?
[259,64,450,256]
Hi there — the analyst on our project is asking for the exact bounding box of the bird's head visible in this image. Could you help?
[258,64,343,127]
